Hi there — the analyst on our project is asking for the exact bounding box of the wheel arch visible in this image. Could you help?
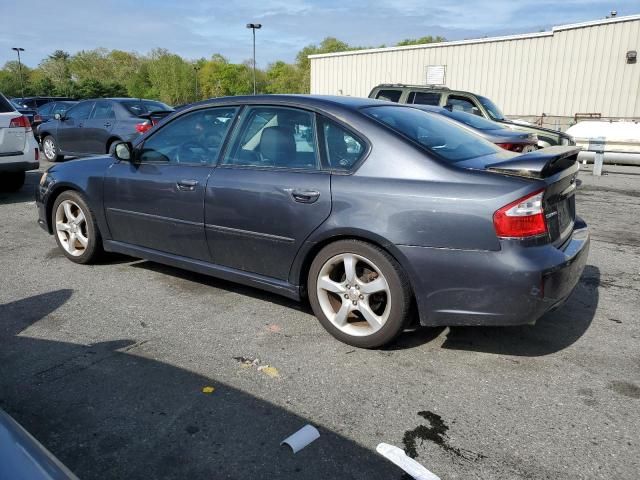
[291,228,417,300]
[43,183,83,234]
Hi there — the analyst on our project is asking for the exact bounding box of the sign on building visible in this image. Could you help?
[426,65,446,85]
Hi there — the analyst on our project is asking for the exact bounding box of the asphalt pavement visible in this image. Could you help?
[0,160,638,479]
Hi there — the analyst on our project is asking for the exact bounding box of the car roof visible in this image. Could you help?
[180,94,389,111]
[372,84,482,95]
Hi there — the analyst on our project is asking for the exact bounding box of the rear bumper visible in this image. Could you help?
[398,218,590,326]
[0,159,39,173]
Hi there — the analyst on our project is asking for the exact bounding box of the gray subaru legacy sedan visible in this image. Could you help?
[36,95,589,348]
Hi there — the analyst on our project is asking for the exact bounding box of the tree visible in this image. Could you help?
[264,61,303,94]
[396,36,446,46]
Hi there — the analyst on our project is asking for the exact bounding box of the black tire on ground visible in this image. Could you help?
[0,171,26,192]
[42,135,64,162]
[51,190,103,264]
[308,239,412,348]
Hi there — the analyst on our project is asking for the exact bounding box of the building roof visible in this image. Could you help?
[308,13,640,60]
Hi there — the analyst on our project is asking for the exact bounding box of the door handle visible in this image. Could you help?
[290,189,320,204]
[176,179,199,191]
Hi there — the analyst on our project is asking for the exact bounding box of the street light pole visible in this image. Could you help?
[193,65,201,101]
[246,23,262,95]
[11,47,25,99]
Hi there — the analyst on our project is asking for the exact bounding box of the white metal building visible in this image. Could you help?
[309,14,640,119]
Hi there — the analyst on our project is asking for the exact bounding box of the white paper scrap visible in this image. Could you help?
[281,425,320,453]
[376,443,441,480]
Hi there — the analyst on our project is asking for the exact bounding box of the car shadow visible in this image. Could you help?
[441,265,600,356]
[0,171,40,205]
[0,290,400,480]
[131,260,313,314]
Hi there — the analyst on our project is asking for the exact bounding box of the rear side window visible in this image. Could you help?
[375,89,402,103]
[0,94,15,113]
[363,105,500,163]
[320,118,365,171]
[408,91,441,106]
[223,106,318,170]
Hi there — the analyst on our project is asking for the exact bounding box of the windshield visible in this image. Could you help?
[121,100,173,116]
[477,95,505,121]
[363,105,500,163]
[441,108,503,131]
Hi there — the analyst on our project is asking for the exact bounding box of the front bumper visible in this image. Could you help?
[398,218,590,327]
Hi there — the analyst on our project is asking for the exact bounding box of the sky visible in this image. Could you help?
[0,0,637,68]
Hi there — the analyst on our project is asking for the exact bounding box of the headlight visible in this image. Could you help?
[39,171,49,186]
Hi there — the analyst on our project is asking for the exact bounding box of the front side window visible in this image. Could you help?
[363,105,500,163]
[66,102,94,120]
[375,89,402,103]
[446,95,480,115]
[321,118,365,171]
[90,101,115,120]
[139,107,238,165]
[223,106,318,170]
[409,91,441,106]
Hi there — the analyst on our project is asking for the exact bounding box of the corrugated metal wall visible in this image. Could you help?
[310,16,640,118]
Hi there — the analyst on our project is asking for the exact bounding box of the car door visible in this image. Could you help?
[103,106,239,261]
[84,100,115,154]
[57,101,95,153]
[205,105,331,280]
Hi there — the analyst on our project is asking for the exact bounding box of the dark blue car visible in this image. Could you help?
[36,95,589,348]
[38,98,173,161]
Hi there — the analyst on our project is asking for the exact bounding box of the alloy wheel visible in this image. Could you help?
[316,253,391,337]
[55,200,89,256]
[43,137,57,161]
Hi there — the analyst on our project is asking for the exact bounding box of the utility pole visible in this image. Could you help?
[193,65,201,101]
[11,47,25,99]
[246,23,262,95]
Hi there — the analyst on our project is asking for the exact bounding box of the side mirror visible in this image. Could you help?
[112,141,133,162]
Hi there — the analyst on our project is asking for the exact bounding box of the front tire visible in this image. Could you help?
[308,240,411,348]
[0,171,26,192]
[52,191,103,264]
[42,135,64,162]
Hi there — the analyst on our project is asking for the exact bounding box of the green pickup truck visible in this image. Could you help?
[368,84,574,148]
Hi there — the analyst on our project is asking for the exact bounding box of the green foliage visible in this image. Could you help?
[0,35,444,102]
[396,36,446,46]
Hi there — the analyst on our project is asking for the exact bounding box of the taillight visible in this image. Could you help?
[9,115,32,132]
[496,143,524,152]
[34,114,42,124]
[135,120,152,134]
[35,148,39,161]
[493,189,547,238]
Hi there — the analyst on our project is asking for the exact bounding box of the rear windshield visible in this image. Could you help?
[441,108,503,131]
[0,94,16,113]
[477,95,505,121]
[363,105,500,163]
[120,100,172,116]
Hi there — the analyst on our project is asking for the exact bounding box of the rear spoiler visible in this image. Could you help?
[139,110,175,124]
[487,146,581,179]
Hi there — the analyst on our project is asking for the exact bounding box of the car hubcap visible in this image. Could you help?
[55,200,88,256]
[43,139,56,160]
[316,253,391,337]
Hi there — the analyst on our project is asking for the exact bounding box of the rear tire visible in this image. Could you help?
[0,171,26,192]
[308,240,411,348]
[42,135,64,162]
[52,191,103,264]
